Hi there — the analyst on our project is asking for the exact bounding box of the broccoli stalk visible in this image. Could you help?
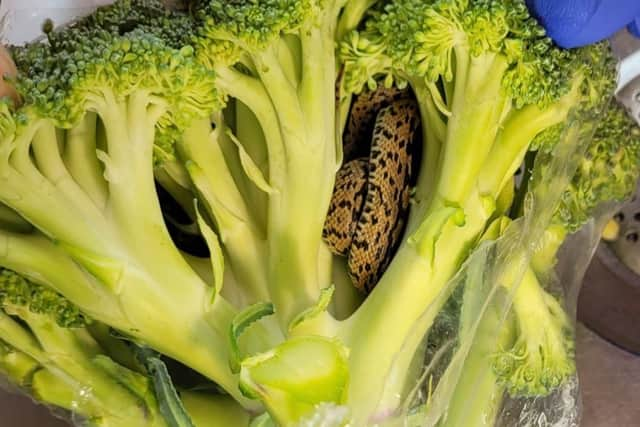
[493,266,574,396]
[180,115,271,306]
[180,391,251,427]
[479,217,575,399]
[335,0,616,420]
[439,286,515,427]
[0,341,40,387]
[0,267,253,427]
[184,0,361,326]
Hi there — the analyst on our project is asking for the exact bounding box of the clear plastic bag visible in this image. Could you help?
[0,0,113,44]
[364,106,617,427]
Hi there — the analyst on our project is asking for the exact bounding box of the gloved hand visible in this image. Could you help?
[526,0,640,48]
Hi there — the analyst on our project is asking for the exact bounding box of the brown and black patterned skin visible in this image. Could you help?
[323,159,369,256]
[342,87,413,162]
[323,86,420,293]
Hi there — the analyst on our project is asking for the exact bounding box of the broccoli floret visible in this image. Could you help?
[555,103,640,233]
[492,267,574,397]
[527,103,640,275]
[0,268,89,328]
[0,267,171,427]
[71,0,196,50]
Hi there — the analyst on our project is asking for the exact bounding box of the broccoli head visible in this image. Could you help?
[555,103,640,233]
[0,268,89,328]
[492,268,574,397]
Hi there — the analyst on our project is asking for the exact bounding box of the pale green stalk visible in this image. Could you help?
[181,118,270,304]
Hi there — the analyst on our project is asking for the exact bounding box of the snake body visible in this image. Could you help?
[323,87,421,293]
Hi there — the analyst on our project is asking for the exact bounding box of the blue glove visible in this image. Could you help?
[526,0,640,48]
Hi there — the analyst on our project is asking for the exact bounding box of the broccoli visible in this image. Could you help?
[0,267,168,427]
[0,0,365,420]
[336,0,616,419]
[0,0,632,425]
[0,18,254,407]
[491,101,640,397]
[435,102,640,426]
[0,267,252,427]
[534,102,640,268]
[490,263,575,397]
[438,271,516,427]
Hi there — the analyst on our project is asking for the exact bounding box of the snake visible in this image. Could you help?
[323,86,421,293]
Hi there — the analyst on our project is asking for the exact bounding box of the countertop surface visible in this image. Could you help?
[0,324,638,427]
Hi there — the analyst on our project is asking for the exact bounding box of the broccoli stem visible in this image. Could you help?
[254,29,338,327]
[265,151,335,327]
[86,323,140,372]
[234,101,269,232]
[0,311,44,362]
[213,68,284,163]
[300,25,337,147]
[253,48,306,142]
[208,25,340,327]
[0,231,125,324]
[30,366,166,427]
[478,81,583,197]
[530,224,568,278]
[0,122,110,255]
[0,230,258,409]
[31,122,105,222]
[277,35,303,87]
[335,0,379,42]
[15,309,151,421]
[181,118,270,303]
[439,304,514,427]
[342,192,492,422]
[96,94,180,266]
[63,112,108,209]
[180,391,251,427]
[0,344,39,386]
[434,51,509,206]
[30,369,110,425]
[410,78,446,208]
[213,66,288,221]
[494,266,574,397]
[31,368,166,427]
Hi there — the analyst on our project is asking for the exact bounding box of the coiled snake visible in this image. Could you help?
[323,87,421,293]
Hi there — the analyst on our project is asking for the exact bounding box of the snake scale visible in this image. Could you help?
[323,86,421,293]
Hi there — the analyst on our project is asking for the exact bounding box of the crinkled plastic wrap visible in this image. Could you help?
[0,2,622,427]
[367,98,618,426]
